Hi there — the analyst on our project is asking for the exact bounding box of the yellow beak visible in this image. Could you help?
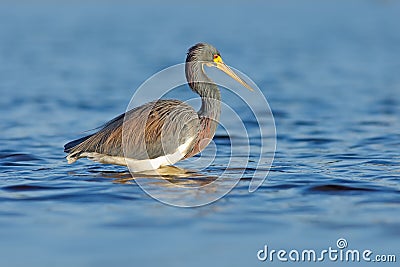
[214,57,254,91]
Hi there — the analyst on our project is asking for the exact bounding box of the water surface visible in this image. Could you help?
[0,1,399,266]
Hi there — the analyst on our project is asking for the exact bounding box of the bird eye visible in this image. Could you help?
[213,54,219,59]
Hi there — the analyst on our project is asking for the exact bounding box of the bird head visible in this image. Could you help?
[186,43,254,91]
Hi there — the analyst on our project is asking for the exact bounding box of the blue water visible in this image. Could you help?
[1,1,400,266]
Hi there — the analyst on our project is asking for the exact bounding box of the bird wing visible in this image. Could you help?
[65,100,200,162]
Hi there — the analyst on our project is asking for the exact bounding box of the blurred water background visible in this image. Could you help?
[0,0,399,266]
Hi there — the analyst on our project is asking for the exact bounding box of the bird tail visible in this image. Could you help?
[64,134,94,153]
[66,154,78,164]
[64,134,94,164]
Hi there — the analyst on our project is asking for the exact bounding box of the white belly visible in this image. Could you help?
[81,137,194,172]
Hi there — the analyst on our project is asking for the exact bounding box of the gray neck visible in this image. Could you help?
[186,62,221,121]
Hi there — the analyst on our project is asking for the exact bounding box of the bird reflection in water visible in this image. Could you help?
[78,165,219,187]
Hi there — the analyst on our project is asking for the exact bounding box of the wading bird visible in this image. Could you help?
[64,43,253,172]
